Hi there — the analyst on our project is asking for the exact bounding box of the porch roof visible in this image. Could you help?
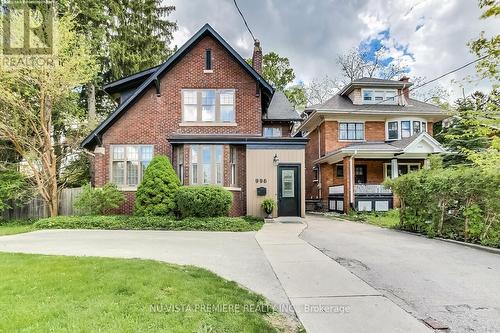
[315,132,446,164]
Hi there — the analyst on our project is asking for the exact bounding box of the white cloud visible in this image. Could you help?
[168,0,498,100]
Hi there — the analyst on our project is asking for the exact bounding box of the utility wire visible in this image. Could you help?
[233,0,256,42]
[356,54,491,110]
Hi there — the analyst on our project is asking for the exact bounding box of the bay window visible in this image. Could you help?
[182,89,235,123]
[386,120,429,140]
[385,163,420,178]
[339,122,364,140]
[401,121,411,138]
[388,121,398,140]
[111,145,153,188]
[190,145,223,185]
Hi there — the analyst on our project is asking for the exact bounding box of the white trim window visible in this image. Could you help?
[174,146,184,184]
[111,145,153,188]
[190,145,223,185]
[384,163,420,179]
[263,126,282,137]
[182,89,235,123]
[386,120,428,140]
[362,89,398,105]
[230,146,237,186]
[339,122,364,141]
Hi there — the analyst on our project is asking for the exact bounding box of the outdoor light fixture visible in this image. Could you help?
[273,154,279,166]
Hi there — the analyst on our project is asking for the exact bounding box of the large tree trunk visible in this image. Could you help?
[87,82,96,125]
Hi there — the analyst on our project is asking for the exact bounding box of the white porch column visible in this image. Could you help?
[391,158,399,179]
[350,156,355,204]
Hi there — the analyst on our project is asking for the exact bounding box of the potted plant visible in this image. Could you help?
[261,198,276,219]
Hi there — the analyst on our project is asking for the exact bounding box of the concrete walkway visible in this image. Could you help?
[256,222,433,333]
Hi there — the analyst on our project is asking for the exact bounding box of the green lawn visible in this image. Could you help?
[0,252,288,332]
[0,219,35,236]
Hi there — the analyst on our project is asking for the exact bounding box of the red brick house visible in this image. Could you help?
[81,24,307,217]
[298,77,448,213]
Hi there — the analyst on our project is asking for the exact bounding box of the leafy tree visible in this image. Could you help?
[0,168,31,213]
[438,89,499,167]
[469,0,500,80]
[59,0,177,120]
[260,52,296,91]
[74,183,125,215]
[134,155,180,216]
[60,153,91,188]
[0,15,98,216]
[285,83,308,109]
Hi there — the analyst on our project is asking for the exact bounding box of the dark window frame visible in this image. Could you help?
[354,165,367,184]
[205,49,212,70]
[388,121,398,140]
[336,164,344,178]
[339,122,364,141]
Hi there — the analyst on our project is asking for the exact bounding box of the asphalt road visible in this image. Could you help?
[300,214,500,333]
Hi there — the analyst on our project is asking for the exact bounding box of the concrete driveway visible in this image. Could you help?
[0,229,290,309]
[301,214,500,333]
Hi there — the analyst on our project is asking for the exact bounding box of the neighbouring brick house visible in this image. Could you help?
[297,77,448,213]
[82,24,307,217]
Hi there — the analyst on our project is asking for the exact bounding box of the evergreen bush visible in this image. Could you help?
[134,155,180,216]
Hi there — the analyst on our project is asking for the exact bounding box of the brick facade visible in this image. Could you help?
[92,35,263,215]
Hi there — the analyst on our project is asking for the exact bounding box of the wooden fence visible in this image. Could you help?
[1,187,83,220]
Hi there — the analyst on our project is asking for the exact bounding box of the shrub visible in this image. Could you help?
[0,168,32,213]
[73,183,125,215]
[134,155,180,216]
[175,186,232,218]
[34,215,263,232]
[385,161,500,247]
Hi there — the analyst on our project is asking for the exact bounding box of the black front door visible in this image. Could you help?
[278,165,300,217]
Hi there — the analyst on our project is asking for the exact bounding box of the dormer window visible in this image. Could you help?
[362,89,398,105]
[204,49,212,71]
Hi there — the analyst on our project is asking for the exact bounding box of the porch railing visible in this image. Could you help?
[329,184,392,195]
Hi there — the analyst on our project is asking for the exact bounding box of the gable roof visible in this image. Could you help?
[103,65,160,95]
[264,91,302,121]
[82,23,274,149]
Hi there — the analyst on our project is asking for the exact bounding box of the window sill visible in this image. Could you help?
[225,187,241,191]
[179,122,237,127]
[338,139,366,142]
[117,187,137,192]
[203,69,213,73]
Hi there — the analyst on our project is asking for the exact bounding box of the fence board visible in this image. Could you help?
[1,187,82,220]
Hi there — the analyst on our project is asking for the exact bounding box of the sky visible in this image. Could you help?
[169,0,499,101]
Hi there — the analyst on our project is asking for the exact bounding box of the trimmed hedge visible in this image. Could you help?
[74,183,125,215]
[134,155,180,216]
[175,186,232,218]
[33,215,263,232]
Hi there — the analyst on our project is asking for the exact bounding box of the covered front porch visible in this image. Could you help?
[315,133,446,213]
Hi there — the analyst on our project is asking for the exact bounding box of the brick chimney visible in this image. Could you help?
[399,76,410,104]
[252,39,262,74]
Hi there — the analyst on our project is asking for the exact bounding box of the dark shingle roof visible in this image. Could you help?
[308,94,444,114]
[263,91,302,121]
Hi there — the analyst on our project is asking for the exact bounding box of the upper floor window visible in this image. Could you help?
[205,49,212,70]
[190,145,223,185]
[339,122,364,141]
[387,120,428,140]
[111,145,153,188]
[362,89,398,105]
[263,127,282,137]
[182,89,235,123]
